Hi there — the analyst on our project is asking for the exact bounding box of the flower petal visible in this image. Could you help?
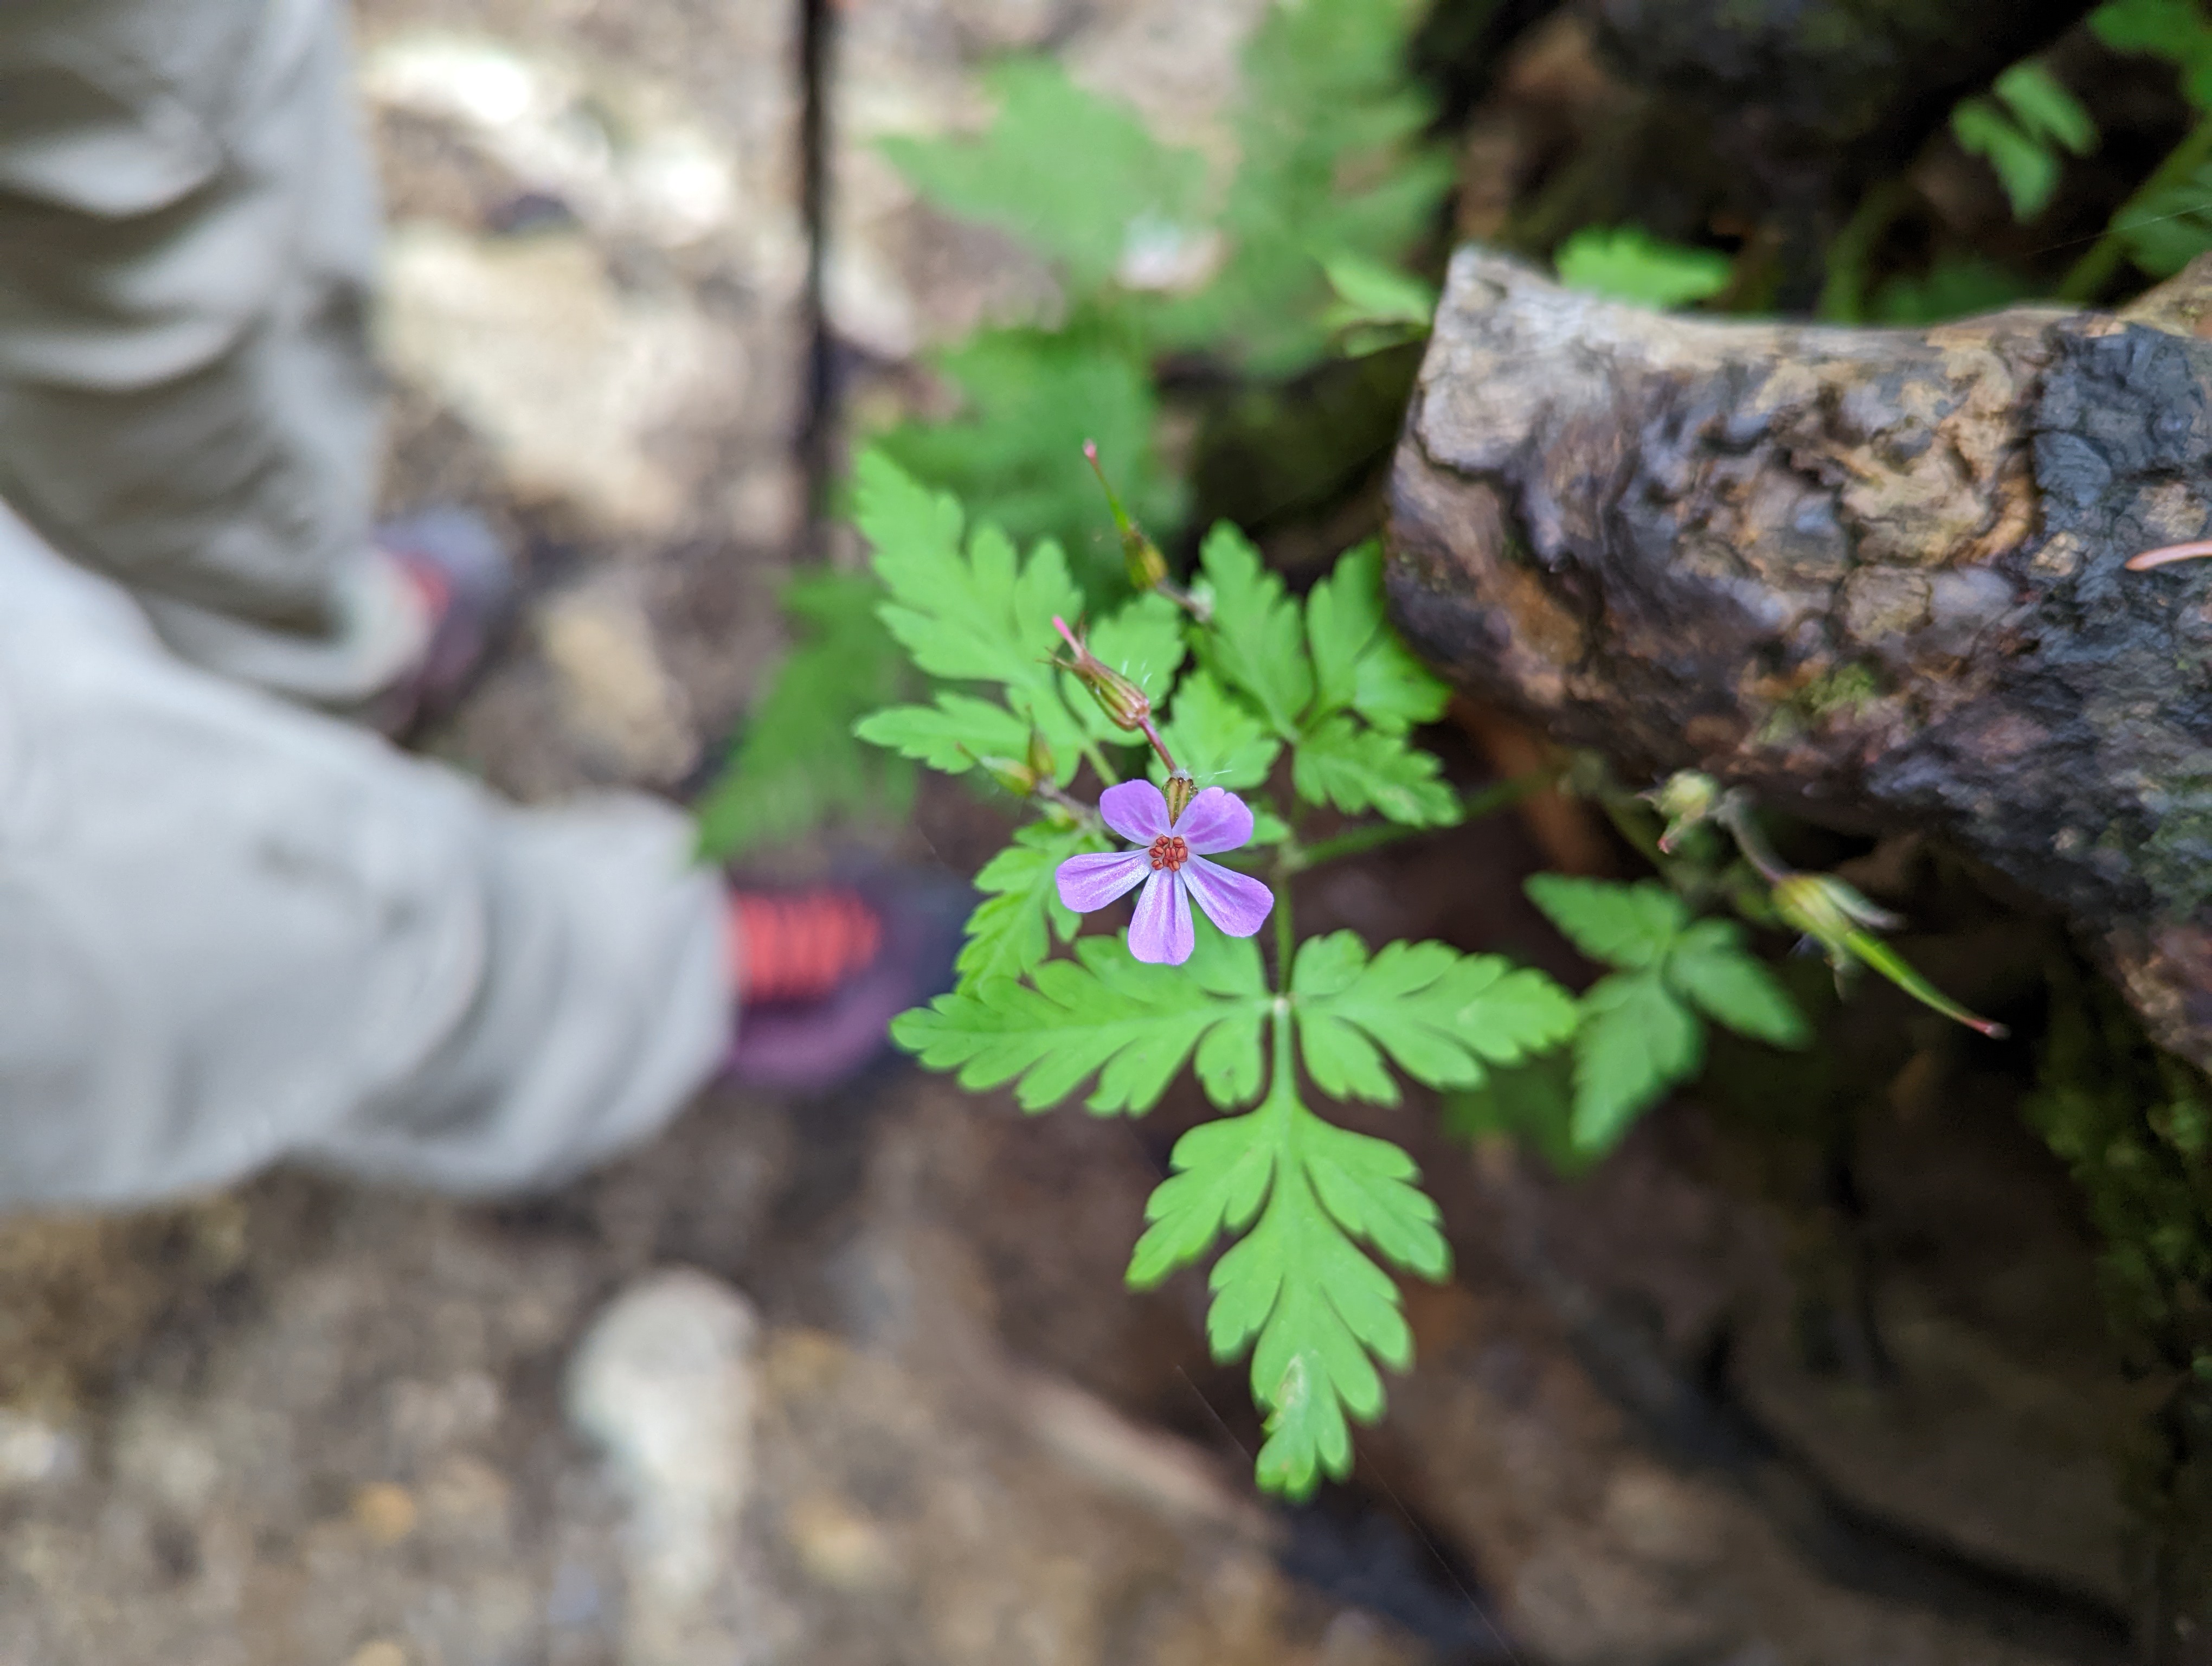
[1180,856,1274,939]
[1098,779,1171,843]
[1173,786,1253,855]
[1055,850,1151,913]
[1127,870,1195,965]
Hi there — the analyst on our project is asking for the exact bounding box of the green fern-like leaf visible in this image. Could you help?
[883,60,1207,293]
[1290,931,1578,1104]
[892,921,1269,1113]
[694,571,914,858]
[956,819,1108,986]
[1554,227,1732,309]
[1128,1011,1448,1500]
[1525,877,1808,1155]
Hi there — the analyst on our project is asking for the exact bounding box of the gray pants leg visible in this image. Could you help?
[0,1,736,1207]
[0,505,733,1208]
[0,0,420,701]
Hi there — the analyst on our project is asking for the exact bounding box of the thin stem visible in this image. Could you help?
[1272,858,1297,993]
[1079,736,1121,786]
[1716,794,1792,885]
[1818,177,1915,324]
[2060,112,2212,304]
[1265,992,1297,1111]
[1291,773,1551,870]
[1135,714,1180,778]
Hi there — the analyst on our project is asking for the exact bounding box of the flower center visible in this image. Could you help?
[1147,834,1189,873]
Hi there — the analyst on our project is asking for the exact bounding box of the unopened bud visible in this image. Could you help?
[1025,727,1057,784]
[1051,614,1151,730]
[1084,440,1169,592]
[975,754,1040,797]
[1164,770,1197,823]
[1643,770,1721,853]
[1771,872,1904,955]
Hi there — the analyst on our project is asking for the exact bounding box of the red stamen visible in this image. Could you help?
[1148,834,1188,873]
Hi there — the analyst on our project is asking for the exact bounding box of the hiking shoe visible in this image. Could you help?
[724,868,970,1092]
[369,506,517,738]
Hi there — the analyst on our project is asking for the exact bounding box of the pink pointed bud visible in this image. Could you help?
[1084,440,1169,592]
[1051,614,1151,730]
[1164,770,1197,823]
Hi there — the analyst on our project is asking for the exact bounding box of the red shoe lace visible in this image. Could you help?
[728,888,884,1005]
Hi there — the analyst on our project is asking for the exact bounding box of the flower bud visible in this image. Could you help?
[975,753,1040,797]
[1771,872,1904,955]
[1025,727,1057,784]
[1052,614,1151,730]
[1164,770,1196,824]
[1084,440,1169,593]
[1643,770,1721,853]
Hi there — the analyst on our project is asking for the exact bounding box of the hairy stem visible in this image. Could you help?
[1291,772,1551,870]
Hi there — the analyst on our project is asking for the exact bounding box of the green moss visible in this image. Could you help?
[2028,962,2212,1624]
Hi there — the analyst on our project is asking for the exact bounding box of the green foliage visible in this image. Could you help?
[1442,1052,1587,1176]
[1869,256,2039,324]
[2112,159,2212,277]
[2092,0,2212,108]
[880,62,1207,293]
[695,571,914,858]
[1128,1015,1451,1498]
[957,820,1106,985]
[1195,525,1459,827]
[874,324,1174,594]
[1553,227,1732,309]
[873,0,1449,556]
[1526,876,1808,1155]
[893,920,1269,1113]
[1291,931,1578,1104]
[1952,61,2099,221]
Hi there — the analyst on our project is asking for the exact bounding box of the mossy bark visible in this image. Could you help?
[1386,244,2212,1657]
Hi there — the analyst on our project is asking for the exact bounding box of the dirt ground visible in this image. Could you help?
[0,2,2161,1662]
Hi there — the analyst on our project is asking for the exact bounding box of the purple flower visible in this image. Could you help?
[1055,781,1275,966]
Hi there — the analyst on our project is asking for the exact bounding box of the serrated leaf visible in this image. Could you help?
[882,59,1206,293]
[1571,970,1701,1155]
[1306,541,1449,733]
[1953,99,2061,221]
[1152,0,1450,373]
[1129,1042,1446,1501]
[1291,714,1458,825]
[1443,1051,1588,1176]
[958,821,1105,985]
[1198,523,1313,735]
[1666,918,1809,1048]
[1292,932,1578,1101]
[855,449,1086,742]
[1554,226,1731,309]
[876,325,1176,597]
[895,925,1268,1113]
[1524,875,1687,971]
[1150,668,1282,793]
[1994,62,2097,156]
[695,570,914,858]
[854,692,1037,776]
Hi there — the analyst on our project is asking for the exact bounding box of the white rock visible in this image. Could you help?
[566,1269,759,1664]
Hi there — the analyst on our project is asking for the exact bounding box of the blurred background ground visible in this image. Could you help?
[0,1,2169,1662]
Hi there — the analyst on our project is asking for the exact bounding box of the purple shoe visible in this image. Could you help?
[370,507,517,738]
[724,869,970,1093]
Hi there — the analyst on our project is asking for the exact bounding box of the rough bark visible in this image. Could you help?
[1386,247,2212,1072]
